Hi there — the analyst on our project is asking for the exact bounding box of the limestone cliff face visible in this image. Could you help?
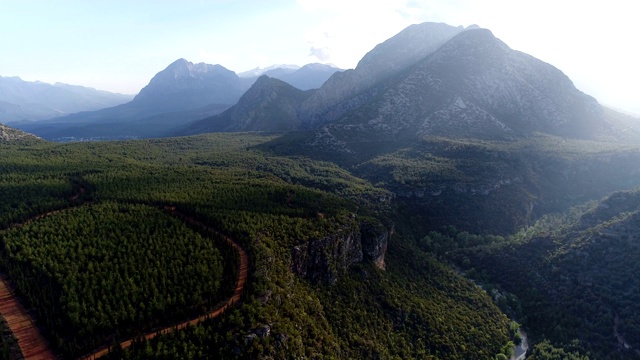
[291,218,391,284]
[0,123,40,142]
[359,219,391,270]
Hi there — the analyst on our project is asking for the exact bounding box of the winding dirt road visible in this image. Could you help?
[0,204,248,360]
[0,274,56,360]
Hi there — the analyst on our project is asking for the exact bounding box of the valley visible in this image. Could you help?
[1,19,640,360]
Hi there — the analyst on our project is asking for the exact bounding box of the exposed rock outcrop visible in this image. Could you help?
[0,123,40,142]
[360,219,391,269]
[291,217,391,284]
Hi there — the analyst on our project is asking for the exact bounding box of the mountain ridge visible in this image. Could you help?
[18,59,342,140]
[254,27,633,165]
[181,76,314,134]
[0,76,133,124]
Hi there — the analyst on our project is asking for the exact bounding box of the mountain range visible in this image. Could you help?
[0,76,132,124]
[13,60,341,141]
[238,63,342,90]
[13,22,639,145]
[3,20,640,359]
[183,23,639,158]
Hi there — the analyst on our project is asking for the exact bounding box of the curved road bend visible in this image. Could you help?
[79,210,248,359]
[0,203,248,360]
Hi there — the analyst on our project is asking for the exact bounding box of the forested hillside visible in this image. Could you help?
[438,187,640,359]
[0,134,516,359]
[3,11,640,360]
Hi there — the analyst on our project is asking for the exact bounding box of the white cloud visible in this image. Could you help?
[298,0,424,69]
[309,46,331,62]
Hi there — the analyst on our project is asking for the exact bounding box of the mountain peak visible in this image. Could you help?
[356,22,467,70]
[299,63,339,71]
[134,59,242,106]
[299,21,466,126]
[162,58,230,79]
[169,58,190,67]
[238,64,301,78]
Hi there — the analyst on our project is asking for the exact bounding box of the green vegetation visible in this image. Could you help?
[103,236,512,360]
[528,340,591,360]
[0,133,514,359]
[446,187,640,359]
[0,315,19,360]
[1,202,230,357]
[7,130,638,358]
[352,135,640,234]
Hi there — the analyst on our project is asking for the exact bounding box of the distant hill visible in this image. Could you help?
[0,76,132,123]
[180,76,314,134]
[237,64,300,78]
[0,123,41,142]
[132,58,249,112]
[264,63,343,90]
[17,59,252,140]
[240,63,342,90]
[19,60,343,141]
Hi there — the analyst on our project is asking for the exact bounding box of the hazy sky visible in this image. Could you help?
[1,0,637,113]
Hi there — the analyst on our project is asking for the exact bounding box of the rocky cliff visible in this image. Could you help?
[0,123,40,142]
[291,217,391,284]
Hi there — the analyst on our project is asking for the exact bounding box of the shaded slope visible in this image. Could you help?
[453,187,640,358]
[181,76,313,134]
[266,63,342,90]
[303,29,616,158]
[239,63,340,90]
[299,22,469,126]
[19,59,250,140]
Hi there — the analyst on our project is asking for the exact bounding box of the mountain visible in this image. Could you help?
[250,24,640,237]
[132,58,248,112]
[299,22,470,126]
[257,27,635,166]
[0,123,41,142]
[185,24,629,149]
[0,76,133,123]
[306,28,613,150]
[179,22,467,136]
[181,76,314,134]
[238,64,300,78]
[264,63,343,90]
[17,59,252,140]
[240,63,342,90]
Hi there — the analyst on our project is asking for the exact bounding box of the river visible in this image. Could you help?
[511,330,529,360]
